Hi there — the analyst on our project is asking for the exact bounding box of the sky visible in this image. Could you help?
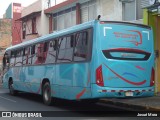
[0,0,38,18]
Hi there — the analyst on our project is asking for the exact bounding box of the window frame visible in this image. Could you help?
[73,28,92,62]
[56,35,74,63]
[32,17,37,34]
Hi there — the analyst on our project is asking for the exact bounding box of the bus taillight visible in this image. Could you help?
[96,65,104,87]
[150,68,155,86]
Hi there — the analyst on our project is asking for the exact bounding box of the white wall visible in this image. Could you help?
[97,0,122,21]
[22,0,42,17]
[40,0,49,36]
[50,0,67,7]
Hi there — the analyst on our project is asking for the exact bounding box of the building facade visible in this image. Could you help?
[19,0,143,40]
[19,0,49,42]
[44,0,143,32]
[44,0,122,32]
[0,19,12,71]
[142,0,160,94]
[5,3,22,45]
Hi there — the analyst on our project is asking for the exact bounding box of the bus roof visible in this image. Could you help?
[100,21,151,30]
[6,20,151,51]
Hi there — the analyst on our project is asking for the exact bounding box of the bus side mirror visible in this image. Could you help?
[155,50,159,58]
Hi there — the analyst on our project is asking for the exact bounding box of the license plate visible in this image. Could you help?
[125,92,133,96]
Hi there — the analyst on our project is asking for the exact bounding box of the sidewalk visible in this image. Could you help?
[100,96,160,111]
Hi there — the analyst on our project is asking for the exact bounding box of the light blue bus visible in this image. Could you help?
[2,20,154,105]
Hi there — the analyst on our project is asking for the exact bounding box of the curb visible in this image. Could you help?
[100,99,160,111]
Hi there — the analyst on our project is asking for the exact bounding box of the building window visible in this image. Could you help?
[122,0,142,21]
[80,0,97,23]
[32,17,36,34]
[22,22,26,39]
[52,7,76,31]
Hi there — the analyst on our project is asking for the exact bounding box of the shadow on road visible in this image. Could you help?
[8,92,130,117]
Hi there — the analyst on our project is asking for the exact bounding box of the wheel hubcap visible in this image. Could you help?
[44,88,50,101]
[10,84,13,93]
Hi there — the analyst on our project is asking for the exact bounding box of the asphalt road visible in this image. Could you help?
[0,85,159,120]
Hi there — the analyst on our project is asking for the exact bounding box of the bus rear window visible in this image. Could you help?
[102,48,151,61]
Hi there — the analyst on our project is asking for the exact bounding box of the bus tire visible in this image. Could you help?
[9,81,17,96]
[42,82,52,106]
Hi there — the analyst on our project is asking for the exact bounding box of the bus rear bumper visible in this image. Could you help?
[92,85,154,98]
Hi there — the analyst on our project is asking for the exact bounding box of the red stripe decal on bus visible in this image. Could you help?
[119,90,124,92]
[127,30,142,46]
[76,88,86,99]
[102,90,107,92]
[103,63,146,86]
[136,66,145,70]
[111,90,115,92]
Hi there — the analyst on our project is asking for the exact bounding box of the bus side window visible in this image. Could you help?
[31,45,38,65]
[23,47,30,65]
[15,49,23,66]
[10,51,16,67]
[3,52,9,69]
[57,36,73,63]
[36,43,45,64]
[44,42,49,52]
[31,45,36,55]
[47,40,57,63]
[51,39,58,51]
[74,31,88,61]
[70,35,74,47]
[25,47,30,56]
[23,48,25,56]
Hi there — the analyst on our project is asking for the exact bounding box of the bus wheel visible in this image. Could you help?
[42,82,52,106]
[9,81,17,96]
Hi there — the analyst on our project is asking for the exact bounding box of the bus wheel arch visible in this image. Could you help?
[42,78,52,105]
[8,77,17,96]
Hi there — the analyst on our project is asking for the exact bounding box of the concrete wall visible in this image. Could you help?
[22,0,42,17]
[97,0,122,21]
[0,19,12,47]
[49,0,67,8]
[0,19,12,66]
[40,0,49,36]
